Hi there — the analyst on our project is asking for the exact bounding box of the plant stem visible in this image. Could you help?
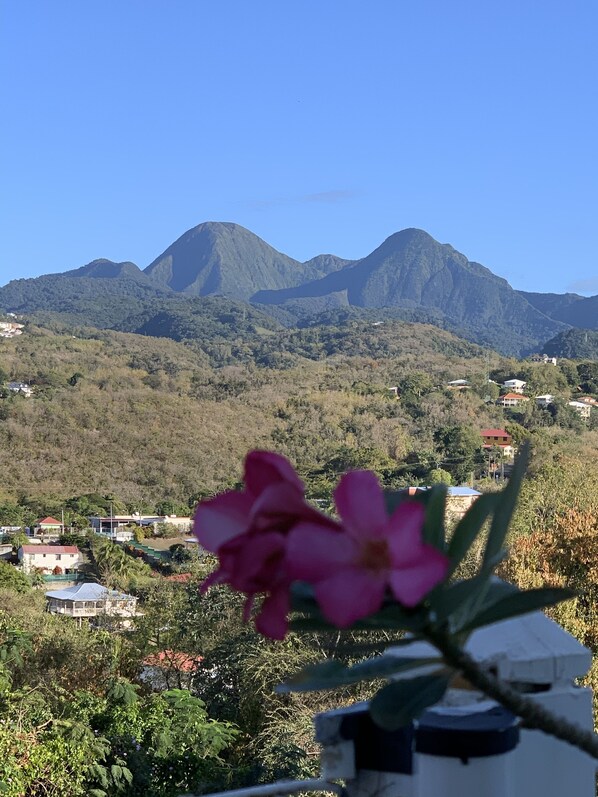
[426,626,598,760]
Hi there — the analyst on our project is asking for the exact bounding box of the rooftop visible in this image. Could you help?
[21,545,79,554]
[45,583,134,601]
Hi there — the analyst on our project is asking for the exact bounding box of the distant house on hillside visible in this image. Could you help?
[7,381,33,397]
[141,649,203,690]
[568,401,592,420]
[0,322,24,338]
[19,544,82,574]
[90,514,192,538]
[31,517,64,540]
[577,396,598,406]
[481,429,515,459]
[45,582,138,628]
[446,379,470,389]
[406,486,481,520]
[530,354,557,365]
[497,393,530,408]
[536,394,555,408]
[502,379,526,394]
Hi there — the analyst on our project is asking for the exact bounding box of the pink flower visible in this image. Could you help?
[287,471,449,627]
[194,451,338,639]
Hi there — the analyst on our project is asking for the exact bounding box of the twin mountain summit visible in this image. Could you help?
[2,222,596,357]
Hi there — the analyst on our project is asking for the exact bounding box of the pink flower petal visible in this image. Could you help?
[244,451,304,496]
[255,585,290,640]
[387,501,427,565]
[286,522,357,582]
[389,546,450,607]
[249,482,312,530]
[315,568,387,627]
[228,532,286,592]
[193,491,254,552]
[333,471,388,539]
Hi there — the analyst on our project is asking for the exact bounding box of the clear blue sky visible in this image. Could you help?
[1,1,597,294]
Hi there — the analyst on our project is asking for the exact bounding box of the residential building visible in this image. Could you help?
[497,393,530,408]
[141,649,202,690]
[536,394,555,408]
[568,401,592,420]
[90,514,192,538]
[577,396,598,406]
[481,428,515,459]
[406,486,481,520]
[6,381,33,397]
[446,379,470,389]
[19,545,82,574]
[31,516,64,540]
[0,322,24,338]
[502,379,526,394]
[481,429,512,446]
[45,582,138,628]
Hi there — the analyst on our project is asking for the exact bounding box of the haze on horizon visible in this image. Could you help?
[1,1,597,295]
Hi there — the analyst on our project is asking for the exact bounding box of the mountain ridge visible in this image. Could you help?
[0,221,584,356]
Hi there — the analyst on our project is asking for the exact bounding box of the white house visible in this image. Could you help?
[536,394,555,407]
[568,401,592,420]
[7,381,33,397]
[502,379,526,394]
[45,582,138,627]
[447,379,470,388]
[497,393,530,408]
[18,545,83,574]
[90,514,192,538]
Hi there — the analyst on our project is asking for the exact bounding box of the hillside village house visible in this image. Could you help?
[568,400,592,420]
[481,428,515,459]
[578,396,598,406]
[502,379,526,394]
[536,394,555,407]
[407,486,481,520]
[30,516,64,540]
[497,393,530,408]
[19,545,82,575]
[90,514,192,538]
[446,379,470,389]
[7,381,33,397]
[45,582,138,628]
[0,322,24,338]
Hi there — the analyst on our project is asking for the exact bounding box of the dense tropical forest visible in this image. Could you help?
[3,312,598,795]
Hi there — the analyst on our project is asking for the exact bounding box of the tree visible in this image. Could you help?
[427,468,452,485]
[433,425,483,484]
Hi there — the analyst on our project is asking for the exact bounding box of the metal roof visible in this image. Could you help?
[45,583,134,601]
[448,487,482,497]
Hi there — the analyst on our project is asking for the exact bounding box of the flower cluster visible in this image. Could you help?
[194,451,449,639]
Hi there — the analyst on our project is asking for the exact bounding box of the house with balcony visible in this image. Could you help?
[502,379,526,394]
[90,514,192,539]
[568,401,592,420]
[30,517,64,540]
[536,394,555,408]
[45,582,138,628]
[497,393,530,408]
[481,428,515,459]
[18,544,82,574]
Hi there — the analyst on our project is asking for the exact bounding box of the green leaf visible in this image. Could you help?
[483,442,530,569]
[431,575,489,624]
[422,484,447,552]
[384,490,408,515]
[278,654,441,693]
[447,493,499,574]
[352,603,428,632]
[369,674,450,730]
[459,586,575,633]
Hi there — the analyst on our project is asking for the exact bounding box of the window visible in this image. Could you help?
[56,554,61,561]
